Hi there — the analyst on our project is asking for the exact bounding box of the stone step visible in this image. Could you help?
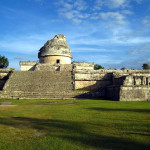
[3,71,74,93]
[0,90,101,99]
[0,91,79,99]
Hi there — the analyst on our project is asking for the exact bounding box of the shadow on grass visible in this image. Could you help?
[126,132,150,137]
[0,117,149,150]
[87,107,150,113]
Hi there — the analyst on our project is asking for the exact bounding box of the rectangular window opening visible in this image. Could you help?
[56,59,60,64]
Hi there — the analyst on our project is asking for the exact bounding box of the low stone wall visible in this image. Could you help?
[75,80,111,90]
[75,80,101,90]
[106,85,150,101]
[120,86,150,101]
[74,69,113,91]
[107,72,150,101]
[35,63,73,71]
[75,72,112,81]
[113,75,150,86]
[20,61,37,71]
[73,62,94,70]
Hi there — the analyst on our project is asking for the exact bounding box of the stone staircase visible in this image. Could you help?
[0,71,76,99]
[0,91,80,99]
[0,90,101,99]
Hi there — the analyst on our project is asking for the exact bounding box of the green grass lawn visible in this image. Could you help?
[0,99,149,150]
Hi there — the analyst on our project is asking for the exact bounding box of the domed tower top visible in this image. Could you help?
[38,34,72,64]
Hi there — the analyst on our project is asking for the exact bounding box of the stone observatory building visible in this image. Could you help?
[38,34,72,64]
[0,34,150,101]
[20,34,73,71]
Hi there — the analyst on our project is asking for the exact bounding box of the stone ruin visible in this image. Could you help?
[0,34,149,101]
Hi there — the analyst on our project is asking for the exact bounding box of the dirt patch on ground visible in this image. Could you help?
[32,104,75,107]
[0,105,17,107]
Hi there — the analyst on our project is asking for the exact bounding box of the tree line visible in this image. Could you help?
[94,64,150,70]
[0,55,9,68]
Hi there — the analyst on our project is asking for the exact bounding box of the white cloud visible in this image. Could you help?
[55,0,144,25]
[0,33,51,54]
[134,0,142,4]
[55,0,145,24]
[0,40,39,54]
[72,18,82,24]
[128,43,150,55]
[121,56,150,69]
[100,12,124,20]
[58,9,89,24]
[62,3,73,10]
[104,0,129,9]
[74,0,88,10]
[91,11,128,25]
[70,34,150,46]
[127,37,150,44]
[57,0,87,11]
[93,0,103,10]
[99,12,128,25]
[56,0,90,24]
[142,17,150,27]
[121,10,133,15]
[72,47,117,52]
[73,54,116,64]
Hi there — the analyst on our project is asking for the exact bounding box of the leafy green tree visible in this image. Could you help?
[94,64,104,70]
[0,55,9,68]
[142,63,150,70]
[121,67,126,70]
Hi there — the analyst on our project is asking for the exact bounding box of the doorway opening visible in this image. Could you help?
[56,59,60,64]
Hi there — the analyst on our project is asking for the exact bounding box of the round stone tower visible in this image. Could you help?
[38,34,72,64]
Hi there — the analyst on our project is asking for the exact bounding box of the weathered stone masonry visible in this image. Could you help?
[0,67,149,101]
[0,34,149,101]
[106,71,150,101]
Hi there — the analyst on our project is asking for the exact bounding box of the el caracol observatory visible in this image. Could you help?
[38,34,72,64]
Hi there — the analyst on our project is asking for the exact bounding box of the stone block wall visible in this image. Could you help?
[107,73,150,101]
[121,86,150,101]
[20,61,37,71]
[75,80,106,91]
[74,69,113,92]
[106,85,150,101]
[35,63,72,71]
[40,55,71,64]
[119,86,150,101]
[133,76,150,86]
[73,62,94,70]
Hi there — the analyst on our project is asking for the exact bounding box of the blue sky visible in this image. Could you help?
[0,0,150,70]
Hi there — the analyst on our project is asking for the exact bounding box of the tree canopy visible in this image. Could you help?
[142,63,150,70]
[121,67,126,70]
[94,64,104,70]
[0,55,9,68]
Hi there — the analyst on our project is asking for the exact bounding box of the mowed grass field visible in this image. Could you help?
[0,99,149,150]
